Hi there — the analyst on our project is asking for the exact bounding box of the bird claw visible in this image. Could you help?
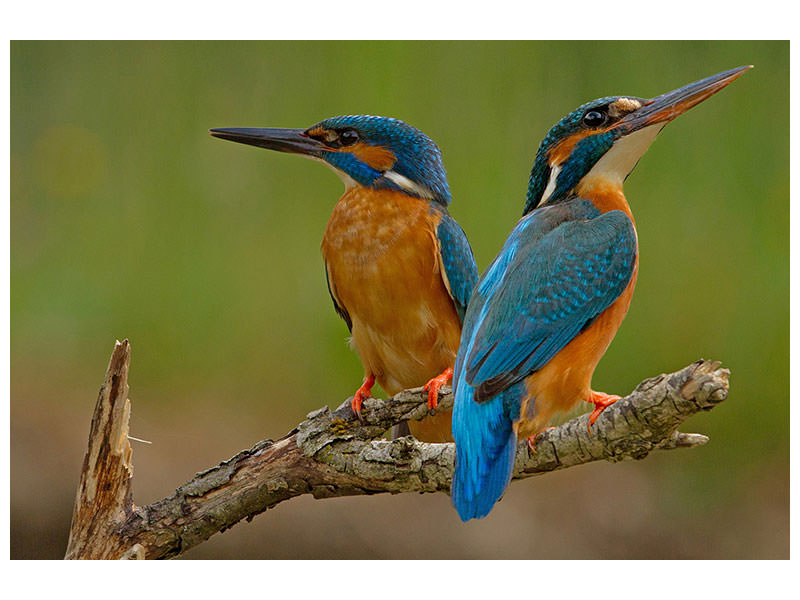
[351,374,375,423]
[351,394,364,423]
[527,427,556,453]
[423,367,453,411]
[586,391,621,431]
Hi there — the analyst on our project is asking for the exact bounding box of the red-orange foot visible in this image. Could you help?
[423,367,453,411]
[586,391,621,431]
[351,374,376,422]
[526,427,556,452]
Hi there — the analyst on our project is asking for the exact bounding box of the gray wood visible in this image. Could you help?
[65,340,729,559]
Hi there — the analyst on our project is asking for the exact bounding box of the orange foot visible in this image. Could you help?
[586,391,621,431]
[423,367,453,411]
[526,426,556,452]
[351,374,376,422]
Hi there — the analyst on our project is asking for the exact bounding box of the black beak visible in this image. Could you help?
[619,65,752,132]
[209,127,325,157]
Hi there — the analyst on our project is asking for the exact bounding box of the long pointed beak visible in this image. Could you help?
[619,65,752,132]
[209,127,325,157]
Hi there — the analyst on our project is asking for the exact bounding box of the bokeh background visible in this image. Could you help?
[11,41,788,559]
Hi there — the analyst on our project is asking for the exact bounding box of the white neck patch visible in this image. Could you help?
[383,170,434,199]
[306,156,434,198]
[541,164,562,203]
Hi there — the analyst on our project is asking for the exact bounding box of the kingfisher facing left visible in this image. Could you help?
[451,66,751,520]
[211,115,478,442]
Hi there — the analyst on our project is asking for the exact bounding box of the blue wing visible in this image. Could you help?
[465,204,637,401]
[451,199,636,521]
[324,261,352,332]
[435,210,478,323]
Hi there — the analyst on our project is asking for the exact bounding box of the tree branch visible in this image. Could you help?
[65,341,730,559]
[65,339,137,559]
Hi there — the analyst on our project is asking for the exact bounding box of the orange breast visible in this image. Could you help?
[321,188,462,436]
[516,182,638,439]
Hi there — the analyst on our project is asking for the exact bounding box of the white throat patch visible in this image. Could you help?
[582,123,666,186]
[306,155,358,191]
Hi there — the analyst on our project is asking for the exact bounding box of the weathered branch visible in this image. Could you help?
[65,341,729,559]
[65,339,138,559]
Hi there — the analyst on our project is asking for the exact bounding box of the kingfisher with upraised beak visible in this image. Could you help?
[211,116,478,442]
[451,66,751,520]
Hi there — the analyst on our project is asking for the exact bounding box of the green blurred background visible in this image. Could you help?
[10,41,788,559]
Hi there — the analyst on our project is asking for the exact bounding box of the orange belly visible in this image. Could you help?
[516,262,638,438]
[516,182,638,439]
[321,187,462,441]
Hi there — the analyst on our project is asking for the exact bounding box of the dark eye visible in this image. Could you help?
[339,129,359,146]
[582,110,607,127]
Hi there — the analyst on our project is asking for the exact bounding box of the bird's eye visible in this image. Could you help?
[582,110,607,128]
[339,129,359,146]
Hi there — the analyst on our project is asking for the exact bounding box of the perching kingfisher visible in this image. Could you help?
[451,66,751,520]
[211,115,478,442]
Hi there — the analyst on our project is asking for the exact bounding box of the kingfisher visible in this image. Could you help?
[211,115,478,442]
[451,66,751,520]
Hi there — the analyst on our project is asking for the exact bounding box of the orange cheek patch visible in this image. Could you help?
[547,125,618,166]
[349,142,397,171]
[547,130,594,165]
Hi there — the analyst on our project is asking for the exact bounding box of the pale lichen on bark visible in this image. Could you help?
[65,341,729,559]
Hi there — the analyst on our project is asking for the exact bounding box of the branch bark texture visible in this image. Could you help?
[65,341,729,559]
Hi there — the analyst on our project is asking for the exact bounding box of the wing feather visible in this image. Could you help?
[435,210,479,323]
[324,261,352,332]
[464,207,636,401]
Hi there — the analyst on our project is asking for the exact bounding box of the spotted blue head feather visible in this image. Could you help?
[314,115,452,206]
[524,96,639,214]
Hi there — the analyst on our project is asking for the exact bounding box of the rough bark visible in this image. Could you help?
[65,340,729,559]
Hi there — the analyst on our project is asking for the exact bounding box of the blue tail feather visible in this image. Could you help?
[451,378,525,521]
